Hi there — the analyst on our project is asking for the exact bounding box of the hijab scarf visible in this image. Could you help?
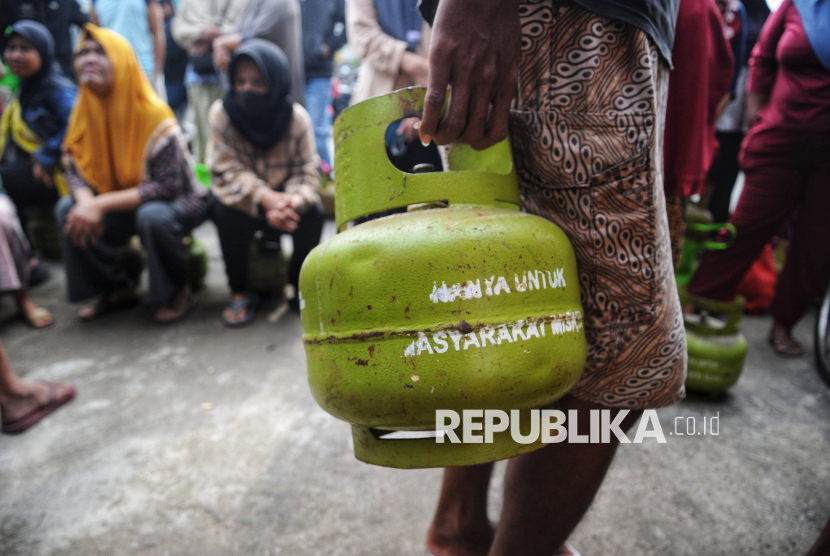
[792,0,830,72]
[223,39,294,150]
[9,20,75,114]
[63,24,176,194]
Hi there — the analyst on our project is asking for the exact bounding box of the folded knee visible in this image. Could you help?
[137,203,177,236]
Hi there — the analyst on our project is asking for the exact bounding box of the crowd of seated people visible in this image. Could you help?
[0,21,322,329]
[0,17,323,431]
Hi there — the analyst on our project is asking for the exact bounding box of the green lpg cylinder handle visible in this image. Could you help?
[685,222,737,251]
[332,87,521,231]
[676,223,737,286]
[680,289,745,337]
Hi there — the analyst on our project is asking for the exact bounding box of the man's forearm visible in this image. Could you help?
[94,189,143,214]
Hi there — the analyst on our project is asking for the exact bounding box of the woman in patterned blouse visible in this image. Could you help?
[59,25,210,323]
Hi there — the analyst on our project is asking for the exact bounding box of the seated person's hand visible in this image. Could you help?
[192,26,222,56]
[260,189,300,233]
[202,26,222,44]
[213,45,230,72]
[212,35,236,72]
[397,117,422,143]
[65,197,104,248]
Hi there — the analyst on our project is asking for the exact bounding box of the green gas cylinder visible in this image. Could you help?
[681,290,747,398]
[247,231,288,298]
[299,88,586,469]
[26,209,63,261]
[675,222,736,287]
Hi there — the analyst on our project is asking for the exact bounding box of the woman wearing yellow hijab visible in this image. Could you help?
[59,25,210,323]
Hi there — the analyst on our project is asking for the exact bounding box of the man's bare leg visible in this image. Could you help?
[489,395,641,556]
[427,463,496,556]
[806,514,830,556]
[427,395,642,556]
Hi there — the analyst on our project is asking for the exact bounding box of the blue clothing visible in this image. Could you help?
[304,77,332,166]
[94,0,157,76]
[377,0,422,52]
[23,84,77,171]
[300,0,346,80]
[792,0,830,72]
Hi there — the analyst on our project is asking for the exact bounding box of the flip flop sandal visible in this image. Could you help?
[22,306,54,329]
[768,330,804,357]
[79,291,139,322]
[222,293,260,328]
[1,382,77,434]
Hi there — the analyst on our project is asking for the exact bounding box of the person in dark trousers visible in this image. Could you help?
[688,0,830,357]
[300,0,346,167]
[662,0,734,265]
[0,0,88,80]
[208,40,323,327]
[706,0,770,223]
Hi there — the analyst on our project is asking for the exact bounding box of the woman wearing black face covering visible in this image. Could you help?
[208,39,323,327]
[1,20,77,235]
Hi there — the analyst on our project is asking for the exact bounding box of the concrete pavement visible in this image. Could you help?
[1,220,828,556]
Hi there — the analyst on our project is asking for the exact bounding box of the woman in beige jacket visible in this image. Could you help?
[346,0,431,105]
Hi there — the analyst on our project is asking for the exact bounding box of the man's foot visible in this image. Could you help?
[426,520,495,556]
[553,543,582,556]
[768,322,803,356]
[17,294,54,329]
[154,285,195,324]
[222,293,260,328]
[0,381,76,434]
[79,286,139,321]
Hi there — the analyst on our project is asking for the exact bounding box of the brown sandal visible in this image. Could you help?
[768,328,804,357]
[154,287,196,324]
[79,288,139,321]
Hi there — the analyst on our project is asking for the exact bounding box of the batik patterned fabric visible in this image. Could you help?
[665,194,686,270]
[511,0,686,409]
